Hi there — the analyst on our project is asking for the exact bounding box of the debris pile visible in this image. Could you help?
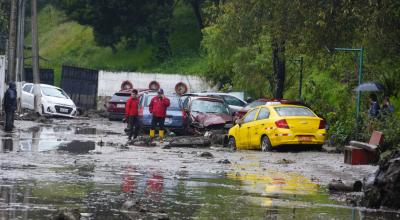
[361,150,400,209]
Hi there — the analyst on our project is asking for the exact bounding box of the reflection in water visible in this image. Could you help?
[122,166,137,194]
[0,126,103,153]
[0,170,400,220]
[0,139,14,153]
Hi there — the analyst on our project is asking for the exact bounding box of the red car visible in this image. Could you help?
[106,88,153,120]
[184,96,233,132]
[234,98,307,119]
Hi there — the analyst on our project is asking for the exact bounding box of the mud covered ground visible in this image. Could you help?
[0,117,399,219]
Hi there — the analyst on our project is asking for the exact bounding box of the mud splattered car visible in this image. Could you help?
[183,96,233,134]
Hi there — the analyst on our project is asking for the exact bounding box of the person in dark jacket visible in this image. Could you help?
[3,82,17,132]
[125,89,140,141]
[368,93,380,118]
[149,89,170,140]
[382,96,395,115]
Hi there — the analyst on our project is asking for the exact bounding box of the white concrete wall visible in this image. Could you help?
[97,71,216,97]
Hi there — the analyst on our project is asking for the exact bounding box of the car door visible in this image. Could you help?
[21,84,34,110]
[237,109,258,149]
[250,107,272,149]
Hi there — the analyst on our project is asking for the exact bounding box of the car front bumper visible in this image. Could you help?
[42,103,77,118]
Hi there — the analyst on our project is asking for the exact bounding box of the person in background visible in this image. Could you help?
[149,89,170,141]
[368,93,380,118]
[382,96,395,115]
[3,82,17,132]
[125,89,140,141]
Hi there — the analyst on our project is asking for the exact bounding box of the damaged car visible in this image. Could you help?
[184,96,233,134]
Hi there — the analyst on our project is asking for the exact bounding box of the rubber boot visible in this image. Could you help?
[149,129,155,139]
[159,130,165,143]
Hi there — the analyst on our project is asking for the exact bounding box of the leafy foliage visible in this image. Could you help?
[57,0,174,59]
[0,1,9,54]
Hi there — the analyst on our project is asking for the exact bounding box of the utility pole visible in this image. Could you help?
[16,0,26,82]
[31,0,41,113]
[16,0,26,113]
[7,0,18,83]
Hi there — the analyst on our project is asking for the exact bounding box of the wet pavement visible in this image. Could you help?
[0,118,399,219]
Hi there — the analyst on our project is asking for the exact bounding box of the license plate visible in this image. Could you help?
[117,104,125,108]
[59,108,69,113]
[165,118,172,124]
[298,136,312,142]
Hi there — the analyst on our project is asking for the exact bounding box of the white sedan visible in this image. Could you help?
[21,83,77,117]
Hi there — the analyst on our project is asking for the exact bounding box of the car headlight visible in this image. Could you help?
[43,99,54,104]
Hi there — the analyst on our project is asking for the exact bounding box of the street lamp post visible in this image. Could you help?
[334,47,364,130]
[290,57,304,100]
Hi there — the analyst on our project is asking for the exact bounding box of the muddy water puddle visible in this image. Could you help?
[1,168,399,220]
[0,124,121,153]
[0,122,398,219]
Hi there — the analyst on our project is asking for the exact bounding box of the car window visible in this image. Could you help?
[191,100,230,114]
[243,109,257,123]
[168,96,181,108]
[23,85,33,93]
[257,108,270,120]
[144,95,181,108]
[246,101,266,108]
[223,95,246,107]
[274,106,316,117]
[110,93,130,102]
[41,87,69,99]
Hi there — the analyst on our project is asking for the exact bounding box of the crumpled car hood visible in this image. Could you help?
[193,112,232,127]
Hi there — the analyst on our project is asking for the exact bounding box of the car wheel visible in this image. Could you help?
[314,144,323,151]
[228,137,237,151]
[261,135,272,152]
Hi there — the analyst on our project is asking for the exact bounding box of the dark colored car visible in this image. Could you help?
[234,98,307,119]
[184,96,233,132]
[138,92,186,135]
[106,88,152,121]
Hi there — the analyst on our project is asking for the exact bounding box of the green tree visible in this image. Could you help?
[0,1,10,54]
[58,0,174,59]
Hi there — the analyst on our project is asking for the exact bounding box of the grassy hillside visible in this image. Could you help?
[25,3,207,85]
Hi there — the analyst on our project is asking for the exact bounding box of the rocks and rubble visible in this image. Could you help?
[361,150,400,209]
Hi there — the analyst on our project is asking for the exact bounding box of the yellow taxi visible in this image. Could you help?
[228,104,326,151]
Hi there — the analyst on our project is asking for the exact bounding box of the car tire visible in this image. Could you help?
[314,144,323,151]
[228,137,237,151]
[261,135,272,152]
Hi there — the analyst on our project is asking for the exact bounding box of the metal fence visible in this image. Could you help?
[24,67,54,85]
[60,65,99,110]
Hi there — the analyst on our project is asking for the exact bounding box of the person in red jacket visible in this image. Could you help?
[149,89,170,140]
[125,89,140,140]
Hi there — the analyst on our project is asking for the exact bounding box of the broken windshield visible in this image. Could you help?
[191,100,229,114]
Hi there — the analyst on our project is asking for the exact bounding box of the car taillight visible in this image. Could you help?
[182,110,187,120]
[108,103,116,110]
[275,119,289,129]
[319,120,326,129]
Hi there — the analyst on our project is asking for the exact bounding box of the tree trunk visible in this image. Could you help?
[272,39,286,99]
[7,0,18,83]
[189,0,204,30]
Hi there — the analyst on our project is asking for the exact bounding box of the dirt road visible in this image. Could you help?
[1,118,396,220]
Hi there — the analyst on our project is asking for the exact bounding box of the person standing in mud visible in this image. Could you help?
[3,82,17,132]
[125,89,140,141]
[149,89,170,141]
